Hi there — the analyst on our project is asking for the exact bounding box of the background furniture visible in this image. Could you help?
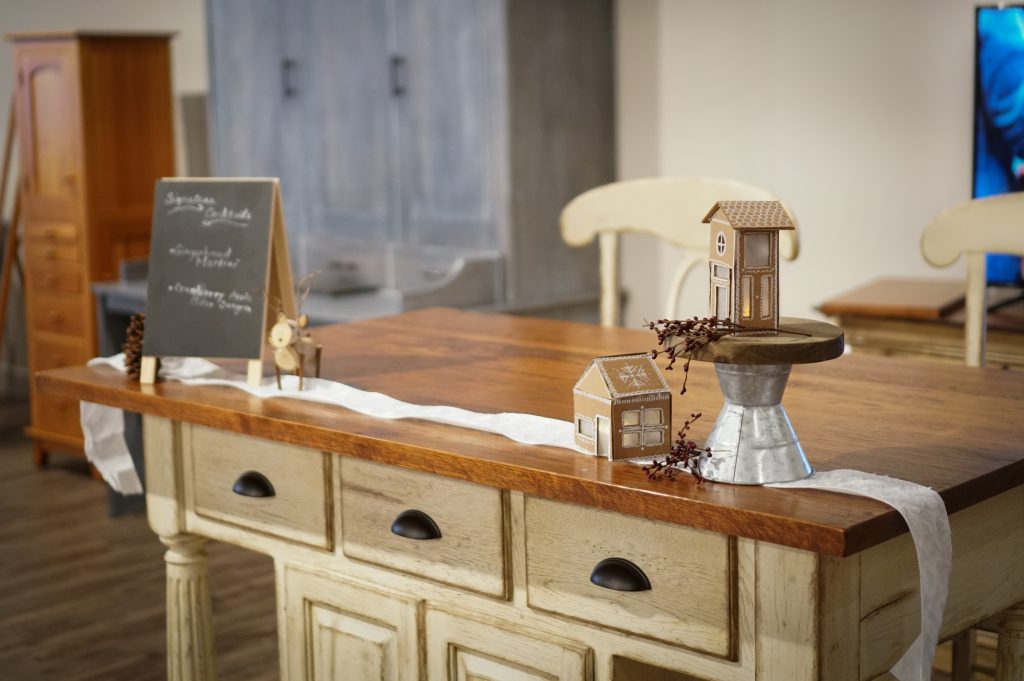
[818,277,1024,370]
[921,192,1024,367]
[9,31,174,464]
[559,176,800,327]
[40,309,1024,681]
[206,0,614,318]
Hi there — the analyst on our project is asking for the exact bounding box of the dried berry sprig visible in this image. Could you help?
[645,316,743,396]
[642,412,712,483]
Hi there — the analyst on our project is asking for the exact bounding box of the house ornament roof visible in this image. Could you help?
[574,353,670,399]
[701,200,796,230]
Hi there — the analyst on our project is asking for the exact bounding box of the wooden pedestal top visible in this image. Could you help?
[37,308,1024,557]
[688,317,845,365]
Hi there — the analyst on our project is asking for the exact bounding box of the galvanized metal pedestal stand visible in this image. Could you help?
[688,318,845,485]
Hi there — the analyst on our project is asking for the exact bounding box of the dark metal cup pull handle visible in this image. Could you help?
[232,471,276,498]
[390,509,442,540]
[590,557,651,592]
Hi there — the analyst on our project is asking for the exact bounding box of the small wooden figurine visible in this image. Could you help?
[702,200,795,332]
[269,312,322,390]
[573,354,671,460]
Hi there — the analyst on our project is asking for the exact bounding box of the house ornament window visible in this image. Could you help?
[621,407,665,448]
[716,232,726,256]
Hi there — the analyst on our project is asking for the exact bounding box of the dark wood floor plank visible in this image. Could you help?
[0,435,277,681]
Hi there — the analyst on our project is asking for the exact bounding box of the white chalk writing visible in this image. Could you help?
[165,191,216,214]
[168,243,241,269]
[166,283,254,316]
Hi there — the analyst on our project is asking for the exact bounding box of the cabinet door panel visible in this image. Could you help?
[283,566,420,681]
[395,0,505,249]
[426,608,591,681]
[14,43,83,222]
[297,0,398,242]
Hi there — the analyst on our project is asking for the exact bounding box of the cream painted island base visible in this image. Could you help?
[37,309,1024,681]
[142,417,1024,681]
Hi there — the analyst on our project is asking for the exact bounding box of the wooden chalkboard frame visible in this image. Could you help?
[140,178,296,386]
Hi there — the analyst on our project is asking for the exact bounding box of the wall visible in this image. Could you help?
[0,0,206,392]
[616,0,977,328]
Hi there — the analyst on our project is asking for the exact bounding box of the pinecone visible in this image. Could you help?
[122,312,154,380]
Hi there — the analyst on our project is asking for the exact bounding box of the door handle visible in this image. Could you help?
[589,557,651,592]
[389,55,406,96]
[390,509,441,540]
[232,470,276,498]
[281,58,298,97]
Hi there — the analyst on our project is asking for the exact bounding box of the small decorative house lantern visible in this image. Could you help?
[573,354,671,460]
[702,200,795,332]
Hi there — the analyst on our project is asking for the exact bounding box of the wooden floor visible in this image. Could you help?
[0,432,998,681]
[0,434,277,681]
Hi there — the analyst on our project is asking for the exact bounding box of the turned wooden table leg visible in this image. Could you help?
[161,534,217,681]
[996,603,1024,681]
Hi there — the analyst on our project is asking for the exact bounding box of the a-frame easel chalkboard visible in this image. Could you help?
[140,178,297,386]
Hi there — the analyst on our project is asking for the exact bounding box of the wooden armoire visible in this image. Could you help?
[9,32,174,465]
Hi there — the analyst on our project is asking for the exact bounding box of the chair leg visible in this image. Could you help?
[951,629,976,681]
[996,603,1024,681]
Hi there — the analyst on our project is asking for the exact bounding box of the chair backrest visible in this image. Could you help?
[560,176,800,327]
[921,192,1024,367]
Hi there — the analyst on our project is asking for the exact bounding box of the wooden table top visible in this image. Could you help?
[37,308,1024,557]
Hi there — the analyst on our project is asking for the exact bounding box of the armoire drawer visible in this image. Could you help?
[187,426,332,551]
[340,457,508,598]
[27,258,83,293]
[24,237,81,263]
[25,220,80,243]
[524,496,736,659]
[29,292,86,336]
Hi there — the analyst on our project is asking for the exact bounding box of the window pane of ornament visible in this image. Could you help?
[622,431,641,447]
[712,264,729,280]
[743,232,770,268]
[577,417,595,438]
[716,285,729,319]
[716,232,727,255]
[761,274,772,319]
[643,429,664,446]
[622,410,640,427]
[741,277,752,319]
[642,408,663,426]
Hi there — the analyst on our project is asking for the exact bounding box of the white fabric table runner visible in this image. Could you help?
[80,354,950,681]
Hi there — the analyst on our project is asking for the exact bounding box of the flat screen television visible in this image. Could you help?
[974,5,1024,284]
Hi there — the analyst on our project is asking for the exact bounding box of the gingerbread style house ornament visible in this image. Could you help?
[702,200,795,332]
[573,354,671,460]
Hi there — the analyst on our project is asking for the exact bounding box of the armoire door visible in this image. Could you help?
[394,0,505,250]
[14,42,83,223]
[207,0,297,219]
[294,0,400,243]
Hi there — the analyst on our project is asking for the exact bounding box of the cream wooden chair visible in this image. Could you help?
[560,176,800,327]
[922,192,1024,681]
[921,192,1024,367]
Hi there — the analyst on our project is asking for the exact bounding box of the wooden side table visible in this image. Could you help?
[818,277,1024,369]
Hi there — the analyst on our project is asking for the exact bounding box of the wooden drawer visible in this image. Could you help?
[29,338,90,437]
[33,392,82,438]
[340,457,508,598]
[187,426,332,551]
[24,230,81,262]
[25,220,79,243]
[525,496,736,659]
[29,292,86,336]
[31,336,92,371]
[27,258,83,293]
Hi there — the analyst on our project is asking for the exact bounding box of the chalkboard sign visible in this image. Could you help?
[142,178,296,385]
